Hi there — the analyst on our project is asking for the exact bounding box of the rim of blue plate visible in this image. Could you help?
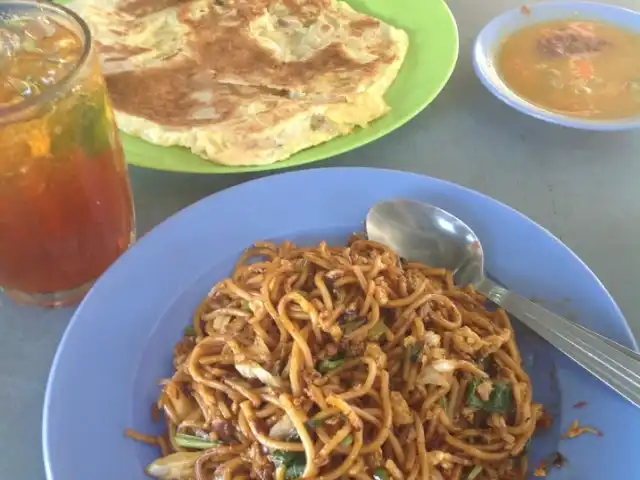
[42,167,638,480]
[473,1,640,131]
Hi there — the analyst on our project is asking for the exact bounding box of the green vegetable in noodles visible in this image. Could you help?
[367,320,388,340]
[269,450,306,479]
[408,341,425,362]
[340,435,353,447]
[373,467,390,480]
[174,433,220,450]
[305,417,324,429]
[466,465,483,480]
[317,355,345,373]
[145,452,200,478]
[338,311,367,334]
[466,378,512,413]
[285,463,305,479]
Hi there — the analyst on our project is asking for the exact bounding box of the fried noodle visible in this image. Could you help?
[128,238,543,480]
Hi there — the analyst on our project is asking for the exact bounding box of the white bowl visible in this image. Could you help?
[473,1,640,131]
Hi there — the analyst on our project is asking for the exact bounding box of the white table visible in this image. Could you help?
[2,0,639,478]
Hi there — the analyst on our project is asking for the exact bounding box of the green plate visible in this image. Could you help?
[62,0,458,173]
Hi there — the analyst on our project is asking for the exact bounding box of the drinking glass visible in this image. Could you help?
[0,1,135,307]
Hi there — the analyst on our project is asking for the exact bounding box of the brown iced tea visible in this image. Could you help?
[0,1,135,307]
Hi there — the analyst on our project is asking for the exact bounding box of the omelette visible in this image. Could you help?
[68,0,409,166]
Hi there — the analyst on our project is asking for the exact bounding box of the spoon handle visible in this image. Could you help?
[570,321,640,362]
[476,277,640,408]
[484,271,640,361]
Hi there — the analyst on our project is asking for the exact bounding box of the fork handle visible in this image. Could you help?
[475,277,640,408]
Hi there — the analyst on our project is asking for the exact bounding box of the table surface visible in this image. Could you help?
[2,0,639,479]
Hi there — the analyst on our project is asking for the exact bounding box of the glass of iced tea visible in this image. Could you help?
[0,1,135,307]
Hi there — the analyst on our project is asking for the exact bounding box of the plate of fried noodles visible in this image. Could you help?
[43,167,639,480]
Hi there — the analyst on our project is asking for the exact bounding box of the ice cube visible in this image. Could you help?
[39,69,59,87]
[0,26,21,57]
[5,77,40,98]
[0,26,21,71]
[24,16,56,41]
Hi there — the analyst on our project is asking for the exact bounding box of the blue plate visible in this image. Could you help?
[43,167,638,479]
[473,1,640,131]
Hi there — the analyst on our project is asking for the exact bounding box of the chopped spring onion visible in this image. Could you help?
[338,311,367,334]
[438,396,448,410]
[340,435,353,447]
[317,356,346,374]
[344,318,368,334]
[305,417,325,429]
[184,326,196,336]
[466,465,483,480]
[174,433,220,450]
[373,467,390,480]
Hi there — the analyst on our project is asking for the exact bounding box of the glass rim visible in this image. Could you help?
[0,0,93,118]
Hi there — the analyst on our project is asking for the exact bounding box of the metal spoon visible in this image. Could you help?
[366,199,640,407]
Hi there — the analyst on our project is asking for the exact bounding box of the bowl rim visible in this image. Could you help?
[473,0,640,131]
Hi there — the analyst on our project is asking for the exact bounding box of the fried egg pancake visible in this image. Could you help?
[68,0,408,166]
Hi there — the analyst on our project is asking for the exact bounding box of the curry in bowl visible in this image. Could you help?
[497,20,640,119]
